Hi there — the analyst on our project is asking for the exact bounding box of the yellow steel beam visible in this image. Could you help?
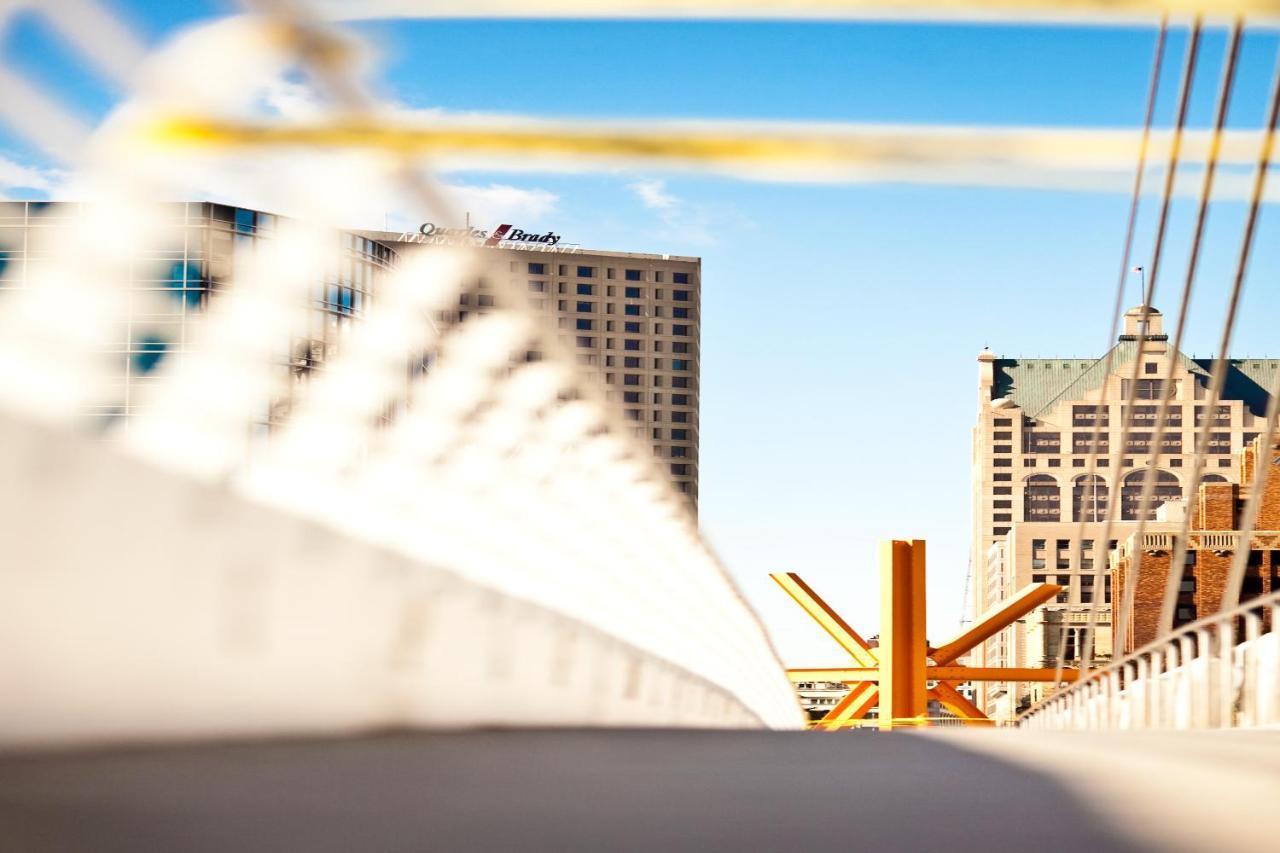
[930,682,996,728]
[788,666,1088,683]
[141,117,1277,186]
[321,1,1280,24]
[815,683,879,731]
[928,582,1063,665]
[879,540,929,729]
[770,572,877,667]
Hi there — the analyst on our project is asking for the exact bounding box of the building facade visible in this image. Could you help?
[972,305,1279,714]
[1111,433,1280,654]
[370,227,702,504]
[0,203,700,502]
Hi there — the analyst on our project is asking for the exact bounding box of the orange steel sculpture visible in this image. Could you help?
[773,540,1085,730]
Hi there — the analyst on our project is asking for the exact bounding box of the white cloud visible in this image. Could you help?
[629,178,678,211]
[442,181,558,223]
[257,79,326,120]
[0,153,64,198]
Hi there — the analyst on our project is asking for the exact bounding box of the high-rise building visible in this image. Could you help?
[369,225,701,505]
[972,305,1279,717]
[0,203,700,503]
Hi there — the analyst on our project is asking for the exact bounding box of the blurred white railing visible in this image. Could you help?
[1019,590,1280,730]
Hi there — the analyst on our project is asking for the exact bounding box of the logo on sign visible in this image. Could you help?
[413,222,562,247]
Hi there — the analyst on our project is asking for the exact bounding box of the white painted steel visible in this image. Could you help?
[1020,593,1280,730]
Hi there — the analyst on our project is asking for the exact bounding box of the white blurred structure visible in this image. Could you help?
[0,4,803,745]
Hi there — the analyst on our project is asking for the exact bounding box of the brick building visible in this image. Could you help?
[1111,433,1280,653]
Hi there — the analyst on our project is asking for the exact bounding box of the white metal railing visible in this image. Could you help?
[1019,589,1280,730]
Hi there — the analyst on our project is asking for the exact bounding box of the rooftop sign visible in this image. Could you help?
[399,222,563,248]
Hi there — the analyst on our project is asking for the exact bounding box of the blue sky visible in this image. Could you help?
[3,4,1279,661]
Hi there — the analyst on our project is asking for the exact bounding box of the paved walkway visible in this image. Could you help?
[2,729,1276,852]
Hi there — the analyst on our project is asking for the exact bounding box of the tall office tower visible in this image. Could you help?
[971,305,1279,719]
[0,203,699,503]
[371,226,702,507]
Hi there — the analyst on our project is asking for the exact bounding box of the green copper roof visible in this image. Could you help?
[993,341,1278,420]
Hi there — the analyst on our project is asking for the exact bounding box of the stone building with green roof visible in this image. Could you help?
[970,305,1279,720]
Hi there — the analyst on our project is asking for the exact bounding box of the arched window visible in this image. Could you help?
[1072,474,1109,522]
[1198,473,1229,485]
[1024,474,1060,522]
[1120,469,1181,520]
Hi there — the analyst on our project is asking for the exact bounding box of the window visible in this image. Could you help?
[1133,379,1167,400]
[674,289,690,301]
[673,307,690,318]
[576,319,593,330]
[577,283,594,295]
[623,391,642,403]
[673,272,689,284]
[671,463,689,475]
[1145,362,1158,374]
[994,418,1012,427]
[623,374,641,386]
[1120,469,1181,520]
[993,445,1012,454]
[671,429,689,440]
[673,324,690,336]
[993,473,1012,481]
[528,263,546,274]
[1072,475,1108,522]
[993,527,1010,535]
[1024,432,1061,454]
[624,356,642,368]
[1072,405,1109,428]
[575,336,594,347]
[993,500,1012,509]
[1049,459,1061,467]
[672,394,689,405]
[625,339,642,351]
[625,270,643,282]
[671,411,688,423]
[528,280,546,292]
[1073,432,1110,454]
[993,486,1012,495]
[625,322,642,333]
[655,272,665,283]
[993,513,1012,522]
[1024,475,1061,522]
[576,301,594,313]
[625,286,643,298]
[577,266,595,278]
[476,294,494,307]
[673,359,689,371]
[672,377,689,388]
[625,304,642,316]
[671,446,688,457]
[993,459,1012,467]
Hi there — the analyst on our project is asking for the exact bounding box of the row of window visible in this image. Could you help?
[619,392,693,409]
[570,283,692,300]
[570,319,694,341]
[994,456,1233,468]
[526,262,690,285]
